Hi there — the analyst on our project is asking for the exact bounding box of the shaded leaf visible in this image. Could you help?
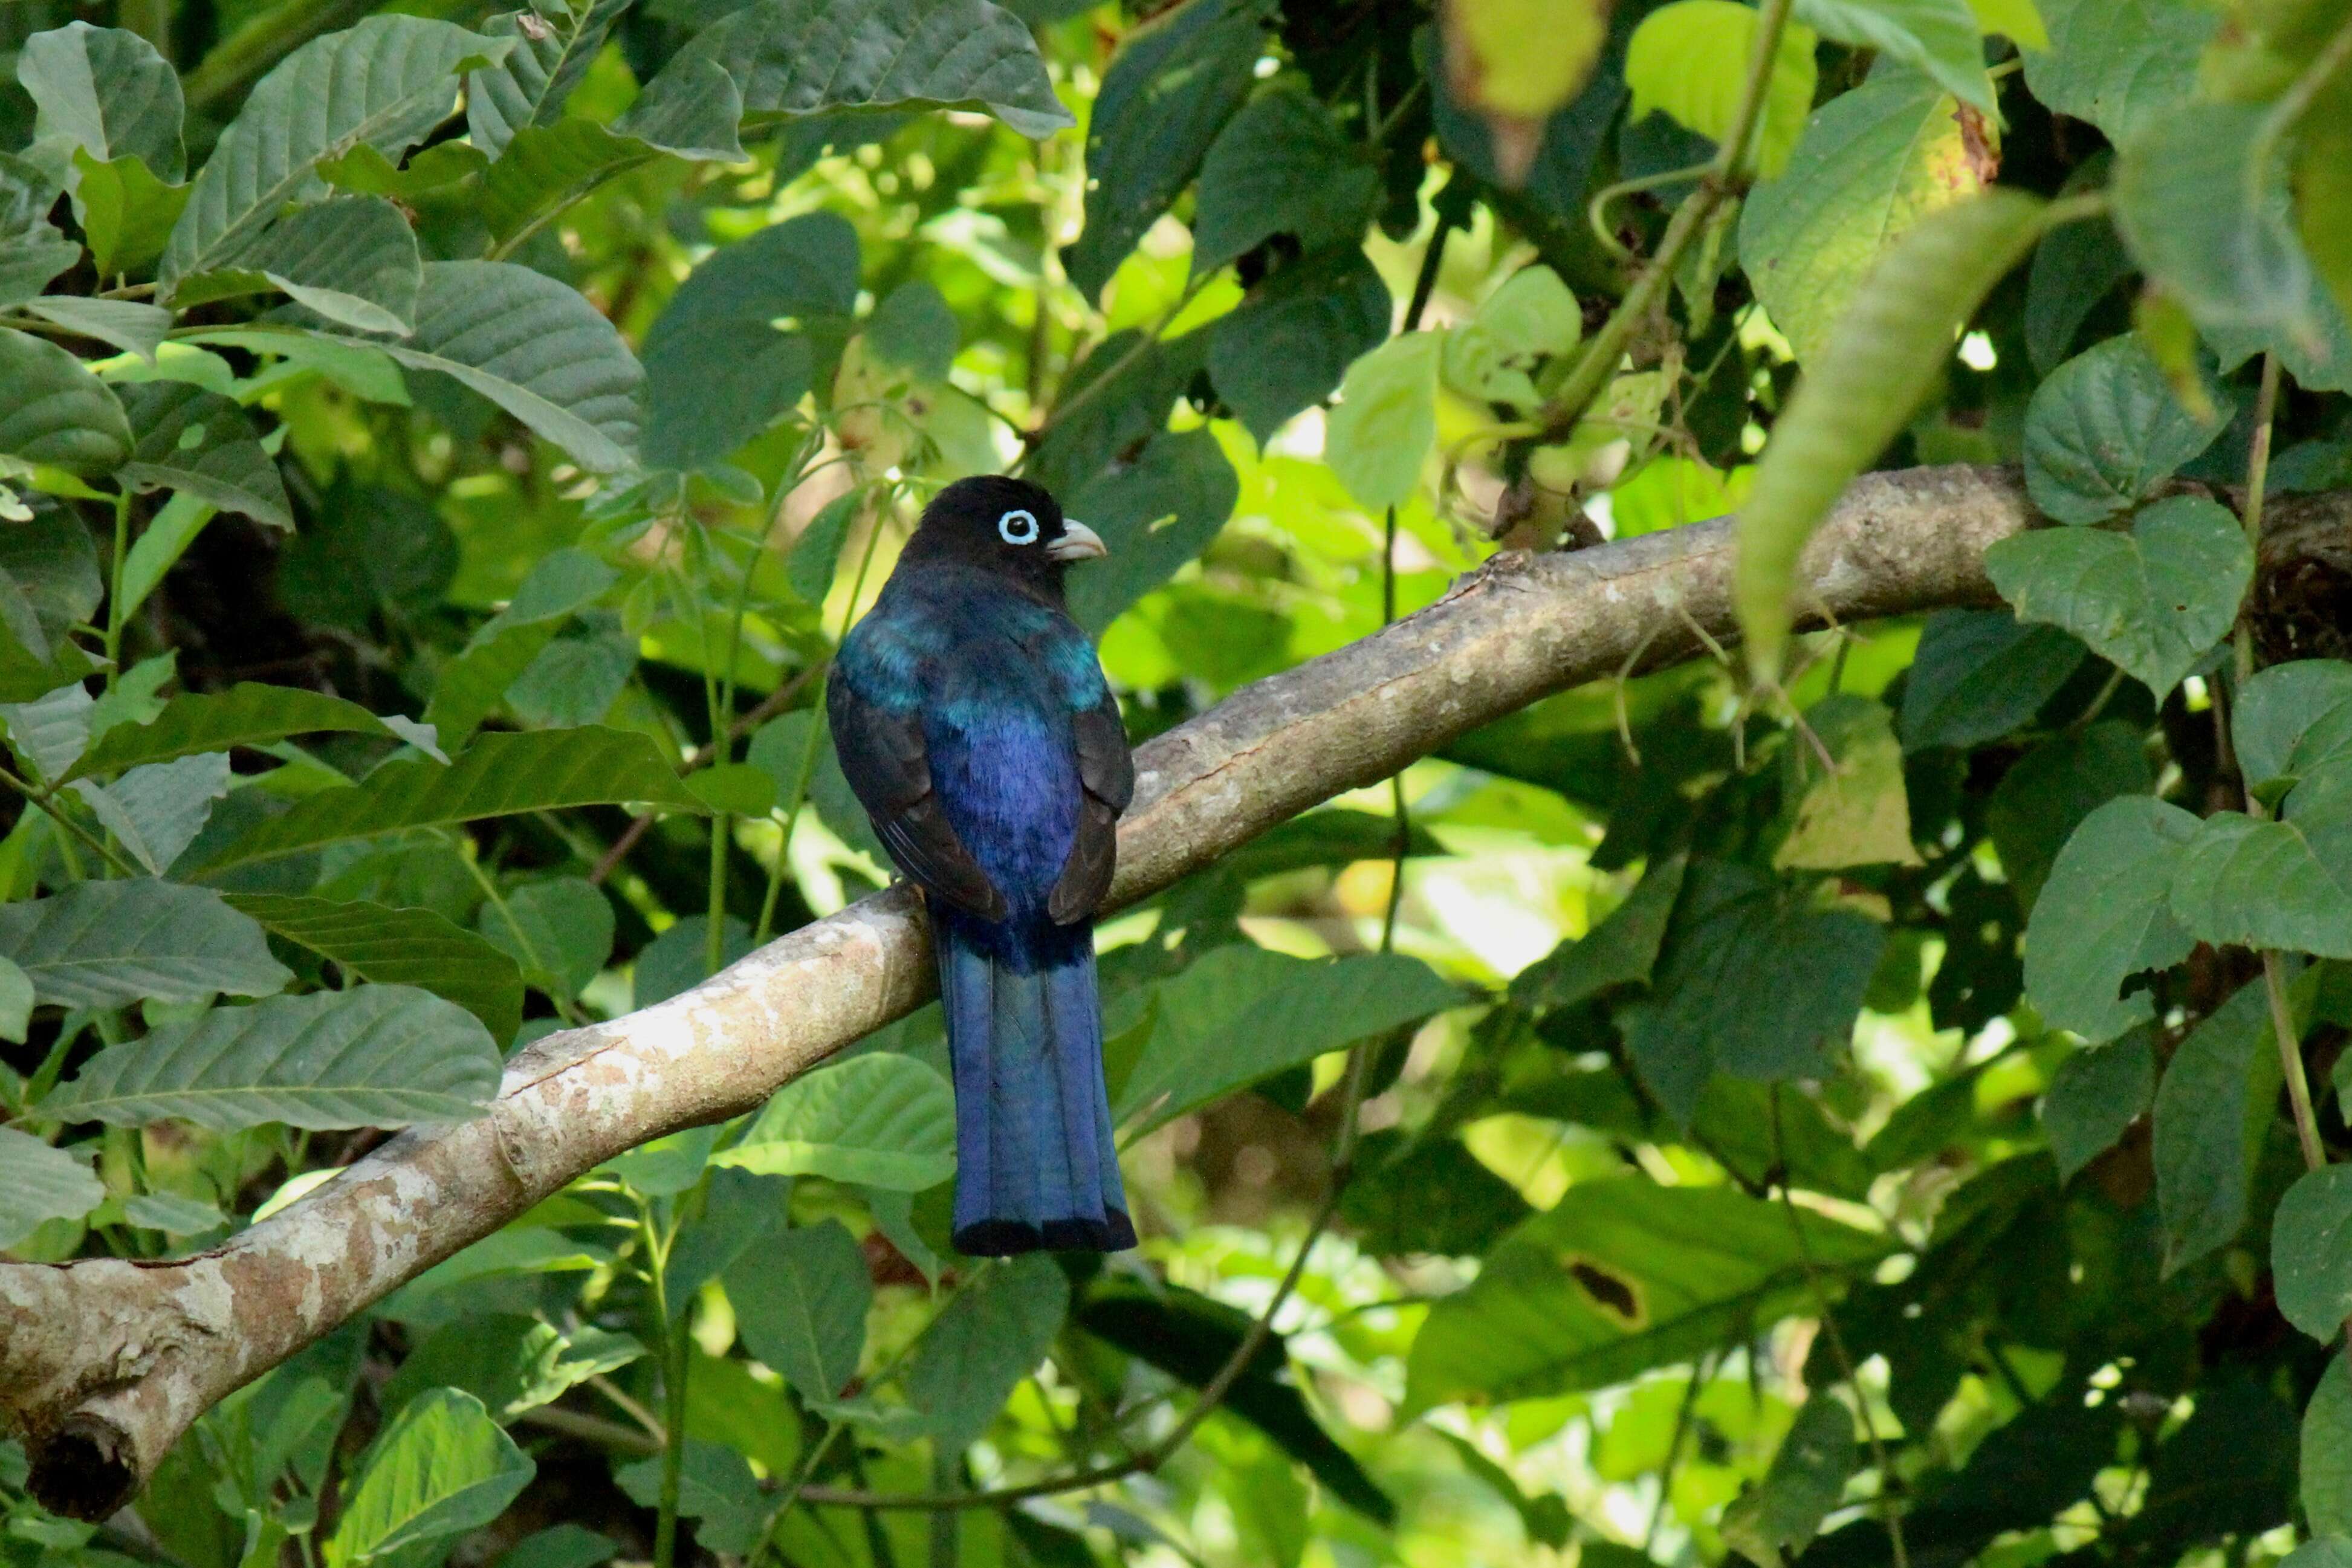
[225,892,523,1043]
[2168,769,2352,959]
[1793,0,1990,111]
[904,1256,1067,1451]
[1898,609,2085,752]
[2022,0,2212,143]
[725,1217,870,1401]
[1987,719,2153,910]
[2152,979,2282,1273]
[2234,658,2352,795]
[17,22,184,179]
[0,1125,103,1249]
[2024,335,2228,525]
[2041,1027,2155,1182]
[1191,88,1378,278]
[1721,1391,1857,1568]
[2273,1164,2352,1340]
[0,326,132,475]
[183,196,421,334]
[716,1052,956,1191]
[476,876,613,1000]
[19,297,170,363]
[2115,102,2317,343]
[614,1442,762,1555]
[68,750,230,873]
[0,880,290,1007]
[1064,427,1240,632]
[466,0,633,158]
[1775,695,1919,869]
[118,380,293,530]
[2307,1362,2352,1538]
[2023,795,2198,1040]
[1512,854,1686,1011]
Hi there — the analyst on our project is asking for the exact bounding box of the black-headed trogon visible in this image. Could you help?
[827,475,1136,1255]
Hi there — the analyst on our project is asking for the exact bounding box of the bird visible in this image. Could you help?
[827,475,1136,1256]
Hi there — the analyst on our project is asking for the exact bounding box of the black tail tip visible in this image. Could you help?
[954,1208,1138,1257]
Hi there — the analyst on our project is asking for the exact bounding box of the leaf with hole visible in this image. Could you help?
[117,381,293,530]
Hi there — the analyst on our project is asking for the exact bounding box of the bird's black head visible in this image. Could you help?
[899,475,1106,600]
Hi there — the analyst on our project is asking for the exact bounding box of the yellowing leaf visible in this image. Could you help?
[1775,695,1922,869]
[1969,0,2048,47]
[1627,1,1820,178]
[1443,0,1608,183]
[1326,331,1442,511]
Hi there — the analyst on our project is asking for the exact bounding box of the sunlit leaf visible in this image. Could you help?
[325,1389,533,1568]
[716,1052,956,1191]
[1626,1,1818,178]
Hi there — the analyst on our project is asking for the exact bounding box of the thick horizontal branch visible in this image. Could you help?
[2,465,2338,1520]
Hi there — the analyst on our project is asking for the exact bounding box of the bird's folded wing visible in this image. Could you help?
[827,665,1008,921]
[1048,696,1132,924]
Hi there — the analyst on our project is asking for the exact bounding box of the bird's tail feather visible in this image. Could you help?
[935,905,1134,1255]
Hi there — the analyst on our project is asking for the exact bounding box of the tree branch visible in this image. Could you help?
[7,465,2339,1519]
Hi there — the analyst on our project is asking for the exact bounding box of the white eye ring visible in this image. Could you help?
[997,508,1040,546]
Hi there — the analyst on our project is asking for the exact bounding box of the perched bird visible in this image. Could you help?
[828,475,1136,1255]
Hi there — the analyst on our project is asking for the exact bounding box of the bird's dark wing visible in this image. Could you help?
[826,664,1008,922]
[1048,694,1132,924]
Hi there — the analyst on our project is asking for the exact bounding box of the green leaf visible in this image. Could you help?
[2168,769,2352,959]
[902,1256,1068,1451]
[2116,101,2318,345]
[1740,66,1992,368]
[45,983,502,1131]
[383,1315,641,1421]
[181,326,408,406]
[478,69,746,243]
[68,751,230,873]
[2023,0,2215,144]
[1325,330,1442,512]
[0,681,92,780]
[2152,979,2282,1273]
[1897,609,2085,751]
[0,513,99,664]
[1340,1130,1534,1256]
[2025,187,2131,376]
[180,196,421,335]
[715,1052,957,1191]
[1626,1,1818,178]
[325,1389,533,1568]
[2272,1164,2352,1340]
[120,1191,222,1234]
[0,327,132,475]
[324,261,644,473]
[465,0,633,158]
[160,17,511,293]
[71,149,187,279]
[0,880,290,1008]
[661,0,1073,141]
[1512,854,1687,1011]
[117,381,293,530]
[18,297,171,364]
[1064,427,1240,632]
[865,281,957,380]
[1793,0,1990,111]
[786,490,860,606]
[2023,335,2229,524]
[1984,494,2253,699]
[0,1125,103,1249]
[426,546,617,745]
[2041,1027,2155,1182]
[190,727,706,875]
[725,1217,870,1402]
[0,954,28,1043]
[641,212,858,471]
[507,629,634,730]
[1775,695,1920,870]
[1061,0,1270,300]
[2023,795,2198,1040]
[495,1526,616,1568]
[1988,719,2153,910]
[1735,190,2049,677]
[614,1442,763,1555]
[1720,1392,1858,1568]
[17,23,184,180]
[1620,865,1884,1120]
[2307,1362,2352,1537]
[476,876,613,999]
[225,893,523,1043]
[1405,1179,1885,1408]
[1443,265,1581,409]
[1207,248,1391,443]
[1112,946,1458,1136]
[317,141,488,200]
[69,683,433,782]
[116,493,210,625]
[1190,87,1378,278]
[630,915,753,1006]
[685,762,773,817]
[2234,658,2352,795]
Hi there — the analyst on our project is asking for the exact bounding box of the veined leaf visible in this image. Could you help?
[902,1257,1067,1451]
[326,1389,533,1568]
[2152,978,2281,1272]
[0,879,290,1008]
[66,682,433,782]
[476,876,613,1001]
[177,196,422,335]
[0,327,132,475]
[465,0,635,158]
[1190,88,1378,278]
[2023,0,2215,144]
[2234,659,2352,795]
[2272,1164,2352,1340]
[1325,331,1442,512]
[225,893,523,1043]
[2168,769,2352,959]
[479,67,746,244]
[2022,334,2227,524]
[0,1126,104,1248]
[190,727,705,875]
[1064,427,1240,633]
[17,22,185,180]
[1899,609,2085,752]
[1735,189,2049,677]
[2023,795,2200,1041]
[44,983,502,1131]
[724,1218,870,1401]
[2115,101,2318,342]
[118,381,293,530]
[160,17,511,293]
[1793,0,1991,112]
[1626,1,1818,178]
[71,148,186,279]
[67,751,231,873]
[18,297,171,363]
[716,1053,956,1191]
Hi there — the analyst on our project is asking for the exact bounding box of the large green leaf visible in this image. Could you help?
[1988,719,2154,910]
[715,1052,956,1191]
[1740,67,1991,368]
[1207,250,1391,444]
[724,1217,870,1402]
[71,147,186,279]
[2041,1027,2155,1182]
[1324,330,1442,513]
[1792,0,1989,111]
[614,1442,763,1555]
[180,196,422,334]
[2116,102,2318,343]
[1984,494,2253,698]
[640,213,858,470]
[381,1314,641,1422]
[225,893,523,1043]
[1720,1391,1857,1567]
[1111,945,1459,1136]
[2151,979,2281,1273]
[21,297,170,363]
[902,1256,1067,1452]
[160,17,510,293]
[1405,1179,1885,1408]
[1190,87,1378,278]
[1775,695,1919,870]
[1512,854,1687,1012]
[44,983,503,1131]
[424,546,617,745]
[2023,336,2229,525]
[0,154,80,308]
[2168,769,2352,959]
[323,261,644,473]
[478,67,746,244]
[1064,427,1240,632]
[476,876,613,1000]
[325,1389,534,1568]
[0,879,290,1008]
[1061,0,1270,300]
[2234,659,2352,796]
[2023,795,2198,1041]
[0,327,132,475]
[0,514,99,669]
[2022,0,2214,143]
[0,1125,104,1249]
[465,0,633,157]
[191,727,705,875]
[1735,190,2048,676]
[2272,1164,2352,1340]
[67,682,430,782]
[117,381,293,530]
[1898,609,2085,752]
[1625,1,1818,178]
[16,22,184,180]
[68,751,231,874]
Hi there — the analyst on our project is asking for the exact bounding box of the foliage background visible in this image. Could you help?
[5,0,2352,1566]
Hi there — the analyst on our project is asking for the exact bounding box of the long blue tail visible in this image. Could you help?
[932,899,1135,1255]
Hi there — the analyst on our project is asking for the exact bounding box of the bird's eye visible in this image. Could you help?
[997,508,1040,546]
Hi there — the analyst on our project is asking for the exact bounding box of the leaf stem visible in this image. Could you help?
[0,765,139,878]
